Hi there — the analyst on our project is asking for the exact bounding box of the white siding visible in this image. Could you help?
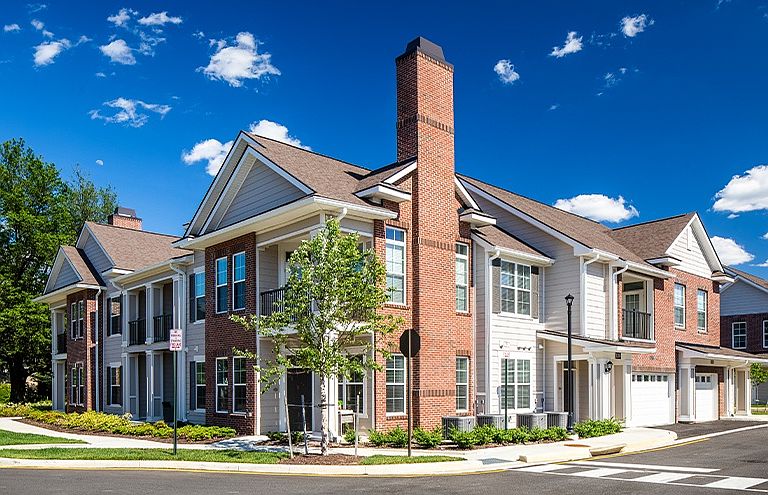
[668,226,711,278]
[102,291,124,415]
[259,246,279,291]
[82,233,112,273]
[542,340,567,411]
[186,257,206,424]
[721,280,768,316]
[259,343,280,432]
[474,242,487,409]
[584,262,608,339]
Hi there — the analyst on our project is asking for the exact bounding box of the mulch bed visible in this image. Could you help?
[280,453,363,465]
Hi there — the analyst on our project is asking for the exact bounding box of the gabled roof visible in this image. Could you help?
[60,246,103,287]
[41,246,104,296]
[676,342,768,362]
[726,266,768,293]
[472,225,552,261]
[609,213,696,261]
[84,221,190,271]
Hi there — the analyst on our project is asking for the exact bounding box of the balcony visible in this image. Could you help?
[129,318,146,345]
[622,309,653,341]
[55,333,67,354]
[260,287,286,317]
[153,314,173,342]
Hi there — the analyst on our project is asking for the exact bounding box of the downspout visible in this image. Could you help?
[170,263,187,422]
[488,249,501,414]
[94,288,102,412]
[255,248,261,435]
[611,262,629,341]
[580,253,601,336]
[336,207,348,222]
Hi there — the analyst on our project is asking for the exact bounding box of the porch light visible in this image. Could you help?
[604,361,614,374]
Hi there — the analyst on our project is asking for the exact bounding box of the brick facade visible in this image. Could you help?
[721,312,768,353]
[65,289,100,413]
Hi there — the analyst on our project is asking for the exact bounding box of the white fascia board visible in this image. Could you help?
[383,161,417,184]
[460,211,496,226]
[731,274,768,297]
[469,234,554,266]
[34,283,103,304]
[454,176,480,210]
[712,274,735,284]
[646,256,682,267]
[111,255,194,286]
[101,268,133,277]
[536,331,656,354]
[676,345,768,364]
[44,247,68,294]
[671,214,724,274]
[355,185,412,203]
[625,260,676,279]
[240,134,314,194]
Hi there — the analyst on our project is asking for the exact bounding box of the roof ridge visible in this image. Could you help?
[247,132,372,173]
[611,212,695,232]
[362,157,417,178]
[483,223,548,256]
[86,220,181,240]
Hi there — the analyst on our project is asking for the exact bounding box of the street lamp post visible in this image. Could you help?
[565,294,575,433]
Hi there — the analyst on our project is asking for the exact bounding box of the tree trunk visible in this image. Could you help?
[9,355,28,403]
[319,376,329,455]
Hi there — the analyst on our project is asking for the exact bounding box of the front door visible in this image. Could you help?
[287,369,313,432]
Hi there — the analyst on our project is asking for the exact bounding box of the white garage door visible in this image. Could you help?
[631,373,674,427]
[695,373,718,422]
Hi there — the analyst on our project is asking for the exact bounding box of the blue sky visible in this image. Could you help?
[3,1,768,275]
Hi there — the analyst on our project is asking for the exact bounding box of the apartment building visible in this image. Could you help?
[37,37,765,437]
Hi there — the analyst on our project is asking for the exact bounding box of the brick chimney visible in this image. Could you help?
[394,38,471,426]
[107,206,142,230]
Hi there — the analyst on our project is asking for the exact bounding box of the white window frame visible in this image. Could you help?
[338,356,366,414]
[732,322,747,349]
[70,366,78,406]
[386,354,406,415]
[456,357,469,412]
[674,283,686,328]
[385,227,406,305]
[764,320,768,349]
[500,260,532,316]
[77,364,85,406]
[70,300,84,339]
[232,356,247,414]
[107,366,121,406]
[194,270,205,322]
[696,289,707,333]
[215,357,229,413]
[232,252,246,312]
[195,360,206,411]
[215,257,228,314]
[455,243,469,313]
[500,358,531,411]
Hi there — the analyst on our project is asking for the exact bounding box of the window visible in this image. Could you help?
[215,258,228,313]
[70,366,78,406]
[108,366,121,406]
[386,354,406,414]
[338,356,364,413]
[674,283,686,328]
[764,320,768,349]
[194,272,206,321]
[732,322,747,349]
[108,297,121,336]
[500,261,531,316]
[216,357,229,412]
[697,290,707,333]
[70,300,84,339]
[455,244,469,312]
[456,357,469,411]
[195,361,206,410]
[232,357,247,413]
[385,227,406,304]
[232,253,246,311]
[500,359,531,410]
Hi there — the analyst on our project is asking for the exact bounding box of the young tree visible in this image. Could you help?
[751,363,768,388]
[232,218,401,455]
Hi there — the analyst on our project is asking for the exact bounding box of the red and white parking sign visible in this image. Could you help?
[169,329,183,351]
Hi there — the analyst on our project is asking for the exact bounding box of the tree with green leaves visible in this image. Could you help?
[751,363,768,388]
[0,138,117,402]
[232,218,402,455]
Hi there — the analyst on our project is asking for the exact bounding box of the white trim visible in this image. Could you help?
[674,283,686,329]
[666,214,725,276]
[215,257,228,314]
[355,184,412,203]
[763,320,768,349]
[231,251,246,311]
[471,233,554,266]
[732,322,747,350]
[646,256,681,267]
[696,289,708,333]
[385,226,407,306]
[538,331,657,354]
[454,176,480,210]
[383,161,417,184]
[111,255,194,286]
[255,221,324,248]
[385,354,407,416]
[215,357,229,413]
[455,356,470,412]
[455,243,469,313]
[232,356,247,414]
[728,272,768,297]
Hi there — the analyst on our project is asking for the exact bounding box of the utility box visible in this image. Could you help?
[476,414,516,429]
[545,411,569,429]
[516,413,547,430]
[442,416,475,438]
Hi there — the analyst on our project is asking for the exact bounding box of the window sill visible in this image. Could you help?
[107,333,122,338]
[383,303,409,310]
[674,326,686,331]
[231,412,247,417]
[385,414,407,419]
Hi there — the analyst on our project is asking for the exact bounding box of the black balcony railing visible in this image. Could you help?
[56,333,67,354]
[260,287,286,317]
[622,309,653,341]
[153,314,173,342]
[128,318,146,345]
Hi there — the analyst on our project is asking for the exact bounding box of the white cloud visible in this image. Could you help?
[710,236,754,265]
[493,59,520,85]
[107,8,136,27]
[4,24,21,33]
[30,19,44,31]
[727,213,739,219]
[553,194,639,222]
[762,232,768,240]
[199,32,280,87]
[549,104,560,111]
[137,12,182,26]
[182,139,234,176]
[621,14,654,37]
[100,39,135,65]
[713,165,768,213]
[89,97,171,127]
[248,120,310,150]
[95,71,106,77]
[550,31,583,58]
[27,3,47,13]
[33,38,71,66]
[95,159,104,166]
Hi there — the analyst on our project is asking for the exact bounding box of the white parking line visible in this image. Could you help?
[631,472,695,484]
[517,464,572,473]
[705,477,768,490]
[570,467,628,478]
[570,460,719,473]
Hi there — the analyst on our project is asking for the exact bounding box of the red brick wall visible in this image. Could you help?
[204,233,258,433]
[108,214,142,230]
[65,289,99,412]
[721,312,768,353]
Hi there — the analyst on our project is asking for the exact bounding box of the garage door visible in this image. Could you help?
[695,373,718,422]
[631,373,674,427]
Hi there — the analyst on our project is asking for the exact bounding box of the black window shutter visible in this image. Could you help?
[189,361,196,410]
[188,274,195,323]
[491,257,501,314]
[531,266,540,319]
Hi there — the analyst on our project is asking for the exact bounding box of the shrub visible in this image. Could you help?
[472,425,497,445]
[384,426,408,448]
[493,427,527,445]
[0,384,9,404]
[449,428,478,449]
[573,418,622,439]
[413,426,442,448]
[367,429,387,447]
[343,426,358,443]
[543,426,569,442]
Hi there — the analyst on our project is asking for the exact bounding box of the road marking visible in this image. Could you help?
[570,460,719,473]
[705,477,767,490]
[570,467,628,478]
[631,472,694,483]
[517,464,571,473]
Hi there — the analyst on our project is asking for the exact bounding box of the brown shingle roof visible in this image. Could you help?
[458,174,653,266]
[60,246,103,287]
[86,222,191,271]
[473,225,552,260]
[727,266,768,292]
[609,213,695,261]
[676,342,768,360]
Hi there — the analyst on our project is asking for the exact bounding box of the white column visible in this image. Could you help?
[121,353,129,416]
[145,284,154,343]
[679,365,695,422]
[746,370,752,415]
[623,362,632,425]
[594,359,612,420]
[146,350,154,419]
[587,357,595,419]
[725,367,734,417]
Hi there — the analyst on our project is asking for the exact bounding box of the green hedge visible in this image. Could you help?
[0,384,10,404]
[448,425,569,449]
[573,418,622,438]
[0,404,236,442]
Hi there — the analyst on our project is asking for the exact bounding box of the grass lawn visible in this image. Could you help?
[0,448,286,464]
[0,429,84,446]
[752,406,768,415]
[360,455,462,465]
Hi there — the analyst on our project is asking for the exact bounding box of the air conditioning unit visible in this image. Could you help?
[476,414,516,429]
[545,411,569,429]
[442,416,475,438]
[516,413,547,430]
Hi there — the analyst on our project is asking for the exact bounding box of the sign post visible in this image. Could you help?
[399,329,420,458]
[169,328,183,455]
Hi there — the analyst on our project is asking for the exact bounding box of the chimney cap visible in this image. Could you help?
[114,206,137,218]
[400,36,447,63]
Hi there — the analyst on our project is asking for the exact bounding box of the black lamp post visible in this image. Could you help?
[565,293,575,433]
